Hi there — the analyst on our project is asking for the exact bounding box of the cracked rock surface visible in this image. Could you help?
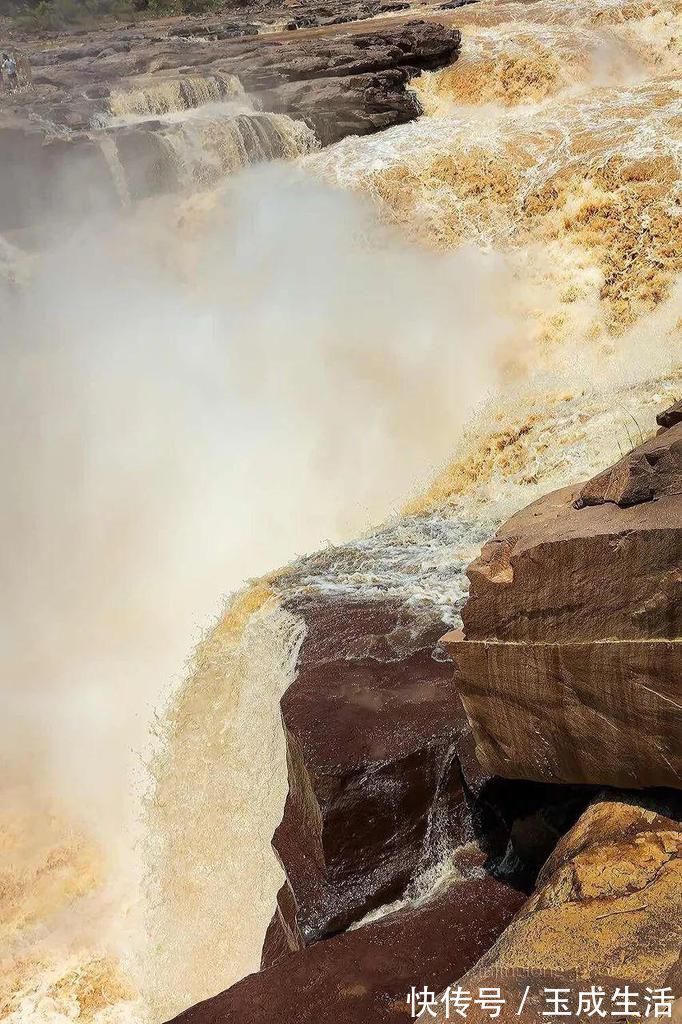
[443,401,682,790]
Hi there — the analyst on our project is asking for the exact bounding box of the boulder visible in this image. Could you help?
[259,67,421,147]
[168,873,526,1024]
[575,417,682,508]
[657,398,682,430]
[264,587,593,961]
[270,594,472,945]
[444,404,682,790]
[441,795,682,1023]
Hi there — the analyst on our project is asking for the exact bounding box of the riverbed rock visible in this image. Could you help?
[169,873,526,1024]
[0,19,461,230]
[3,21,461,135]
[444,404,682,790]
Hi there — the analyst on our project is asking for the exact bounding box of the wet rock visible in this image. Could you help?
[168,874,526,1024]
[443,403,682,790]
[286,15,320,29]
[271,594,471,944]
[2,19,461,228]
[10,20,461,137]
[226,21,461,143]
[260,67,421,145]
[109,124,181,199]
[262,586,594,962]
[447,795,682,1024]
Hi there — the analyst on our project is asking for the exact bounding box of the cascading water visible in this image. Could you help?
[1,0,680,1020]
[156,110,319,189]
[97,73,319,201]
[108,74,246,120]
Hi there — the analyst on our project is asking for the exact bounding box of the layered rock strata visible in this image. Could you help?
[443,408,682,790]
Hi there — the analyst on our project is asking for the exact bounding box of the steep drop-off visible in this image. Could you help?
[1,0,681,1018]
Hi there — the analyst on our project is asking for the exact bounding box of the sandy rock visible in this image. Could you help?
[442,796,682,1023]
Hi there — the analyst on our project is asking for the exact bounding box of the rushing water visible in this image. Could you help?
[96,74,319,199]
[1,0,680,1020]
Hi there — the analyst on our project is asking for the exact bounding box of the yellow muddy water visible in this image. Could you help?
[1,0,680,1021]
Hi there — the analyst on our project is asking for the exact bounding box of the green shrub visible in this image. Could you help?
[181,0,220,12]
[6,0,220,30]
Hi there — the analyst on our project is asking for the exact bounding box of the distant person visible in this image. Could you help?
[2,53,18,93]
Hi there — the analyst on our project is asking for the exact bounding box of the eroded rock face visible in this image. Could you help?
[169,874,526,1024]
[444,795,682,1023]
[1,19,460,231]
[445,406,682,790]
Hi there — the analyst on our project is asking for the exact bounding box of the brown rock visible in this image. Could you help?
[258,67,421,147]
[2,20,461,229]
[7,21,460,136]
[446,415,682,790]
[575,418,682,508]
[657,398,682,430]
[167,874,526,1024]
[265,587,592,960]
[443,631,681,788]
[271,594,472,943]
[462,482,682,644]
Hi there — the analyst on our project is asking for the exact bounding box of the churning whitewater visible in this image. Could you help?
[0,0,680,1019]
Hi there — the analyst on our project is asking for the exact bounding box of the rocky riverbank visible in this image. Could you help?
[161,401,682,1023]
[0,9,461,233]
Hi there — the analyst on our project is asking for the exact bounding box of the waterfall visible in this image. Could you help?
[108,73,247,120]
